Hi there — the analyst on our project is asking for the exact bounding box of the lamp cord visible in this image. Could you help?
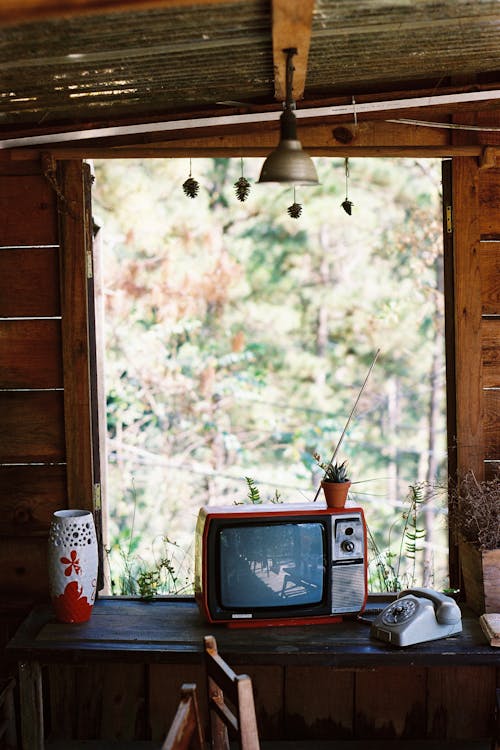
[284,47,297,108]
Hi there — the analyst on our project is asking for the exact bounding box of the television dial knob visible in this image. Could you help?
[341,540,355,552]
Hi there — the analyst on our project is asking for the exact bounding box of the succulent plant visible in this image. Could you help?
[314,453,350,483]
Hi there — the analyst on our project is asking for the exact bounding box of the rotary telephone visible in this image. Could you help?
[370,587,462,647]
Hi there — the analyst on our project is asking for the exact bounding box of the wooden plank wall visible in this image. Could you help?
[479,162,500,478]
[45,661,497,743]
[453,164,500,477]
[0,159,66,662]
[0,157,94,673]
[452,112,500,480]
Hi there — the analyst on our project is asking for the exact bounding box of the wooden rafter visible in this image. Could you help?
[0,0,237,26]
[271,0,314,102]
[2,88,499,150]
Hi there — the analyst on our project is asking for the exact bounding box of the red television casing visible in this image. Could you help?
[194,503,368,627]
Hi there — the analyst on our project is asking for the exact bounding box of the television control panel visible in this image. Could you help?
[330,511,367,615]
[332,514,365,561]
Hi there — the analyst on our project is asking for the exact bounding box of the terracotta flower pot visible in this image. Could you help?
[321,480,351,508]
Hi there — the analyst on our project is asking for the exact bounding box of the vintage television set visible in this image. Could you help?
[194,503,368,627]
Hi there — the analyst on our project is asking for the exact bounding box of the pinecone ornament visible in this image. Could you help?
[341,198,353,215]
[234,176,250,202]
[182,176,199,199]
[287,201,302,219]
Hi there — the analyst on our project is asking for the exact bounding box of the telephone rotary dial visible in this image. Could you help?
[382,598,418,625]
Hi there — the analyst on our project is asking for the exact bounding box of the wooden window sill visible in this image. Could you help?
[6,596,499,668]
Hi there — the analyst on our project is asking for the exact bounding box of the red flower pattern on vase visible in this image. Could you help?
[61,549,81,576]
[53,580,93,623]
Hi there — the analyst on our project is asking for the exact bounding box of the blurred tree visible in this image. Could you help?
[92,156,447,593]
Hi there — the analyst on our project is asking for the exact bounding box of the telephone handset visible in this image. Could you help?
[371,587,462,647]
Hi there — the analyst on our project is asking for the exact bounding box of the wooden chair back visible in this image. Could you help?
[161,683,205,750]
[204,634,260,750]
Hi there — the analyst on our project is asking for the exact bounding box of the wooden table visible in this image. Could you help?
[6,597,500,748]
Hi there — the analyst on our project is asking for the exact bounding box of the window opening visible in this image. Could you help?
[92,157,448,597]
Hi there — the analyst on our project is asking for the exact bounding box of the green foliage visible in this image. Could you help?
[236,476,282,505]
[93,156,449,594]
[106,531,193,599]
[104,479,193,598]
[245,476,262,503]
[368,482,435,592]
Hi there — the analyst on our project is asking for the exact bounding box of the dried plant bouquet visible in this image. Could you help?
[449,471,500,551]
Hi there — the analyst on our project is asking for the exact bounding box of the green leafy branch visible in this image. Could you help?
[243,476,282,504]
[368,482,428,592]
[106,534,192,600]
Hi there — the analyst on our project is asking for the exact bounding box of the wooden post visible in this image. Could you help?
[19,661,44,750]
[452,157,484,478]
[58,160,94,510]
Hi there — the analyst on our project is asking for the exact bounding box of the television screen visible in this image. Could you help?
[218,521,325,609]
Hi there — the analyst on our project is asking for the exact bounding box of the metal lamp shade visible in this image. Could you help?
[258,139,318,185]
[258,106,319,185]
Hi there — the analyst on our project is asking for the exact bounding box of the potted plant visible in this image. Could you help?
[449,470,500,614]
[314,453,351,508]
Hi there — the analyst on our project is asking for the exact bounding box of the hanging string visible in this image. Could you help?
[352,96,358,131]
[341,157,353,215]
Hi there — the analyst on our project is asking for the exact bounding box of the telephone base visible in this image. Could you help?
[371,620,462,647]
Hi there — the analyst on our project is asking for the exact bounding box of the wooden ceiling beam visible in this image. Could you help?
[10,120,499,159]
[2,89,499,150]
[6,118,500,158]
[0,0,237,26]
[0,83,497,144]
[271,0,314,102]
[13,145,487,160]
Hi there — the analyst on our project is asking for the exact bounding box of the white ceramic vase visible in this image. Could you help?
[48,509,98,623]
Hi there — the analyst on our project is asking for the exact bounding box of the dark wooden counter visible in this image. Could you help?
[6,597,500,749]
[6,596,499,667]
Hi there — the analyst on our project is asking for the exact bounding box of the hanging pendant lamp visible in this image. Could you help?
[258,48,319,185]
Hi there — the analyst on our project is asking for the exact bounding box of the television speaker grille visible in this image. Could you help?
[330,562,365,613]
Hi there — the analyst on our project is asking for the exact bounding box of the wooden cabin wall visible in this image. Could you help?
[478,159,500,479]
[451,113,500,479]
[0,157,94,675]
[44,661,497,743]
[452,158,500,478]
[0,137,499,739]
